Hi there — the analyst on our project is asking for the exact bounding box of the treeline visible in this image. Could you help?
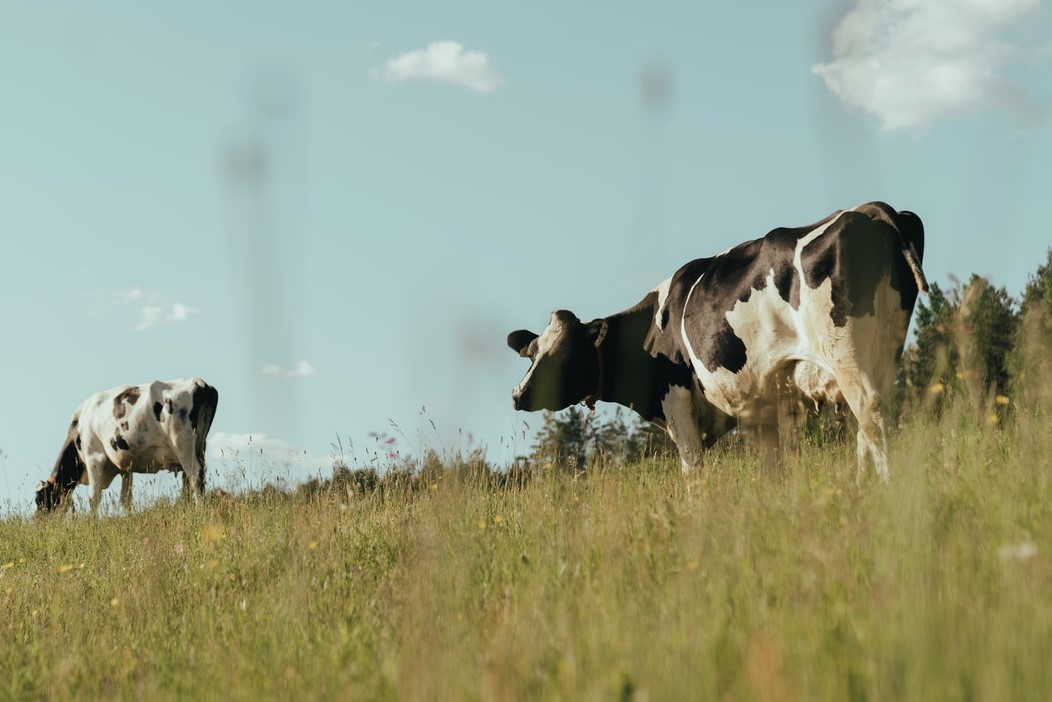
[901,250,1052,413]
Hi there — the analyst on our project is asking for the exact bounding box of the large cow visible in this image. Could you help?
[35,378,219,513]
[508,202,926,480]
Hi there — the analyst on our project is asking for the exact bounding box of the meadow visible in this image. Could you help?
[2,396,1051,701]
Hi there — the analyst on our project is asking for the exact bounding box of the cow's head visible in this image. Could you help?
[34,479,67,514]
[507,310,608,412]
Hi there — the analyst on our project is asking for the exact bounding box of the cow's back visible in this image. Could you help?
[674,203,923,415]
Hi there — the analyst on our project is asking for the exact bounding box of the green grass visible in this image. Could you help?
[2,402,1052,700]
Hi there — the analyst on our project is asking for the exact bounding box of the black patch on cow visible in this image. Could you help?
[843,201,925,313]
[120,421,129,431]
[111,434,131,452]
[189,384,219,432]
[599,294,691,421]
[70,418,78,429]
[153,402,163,421]
[38,428,86,512]
[188,383,218,497]
[112,386,141,419]
[801,207,917,327]
[669,210,857,373]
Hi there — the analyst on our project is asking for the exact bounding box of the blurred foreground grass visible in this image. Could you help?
[2,401,1051,701]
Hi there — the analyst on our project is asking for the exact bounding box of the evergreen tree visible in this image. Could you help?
[1010,249,1052,408]
[530,406,676,470]
[902,281,958,401]
[531,405,595,470]
[956,275,1017,399]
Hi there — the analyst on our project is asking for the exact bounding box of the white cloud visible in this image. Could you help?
[205,432,329,486]
[137,306,163,331]
[167,302,199,322]
[372,40,503,92]
[137,302,199,331]
[260,360,318,378]
[813,0,1049,130]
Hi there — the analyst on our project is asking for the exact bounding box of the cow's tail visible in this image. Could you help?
[894,210,928,294]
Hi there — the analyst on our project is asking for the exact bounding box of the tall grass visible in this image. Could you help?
[2,398,1051,700]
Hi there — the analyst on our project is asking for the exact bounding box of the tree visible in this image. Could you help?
[530,406,676,470]
[901,276,1017,410]
[1010,249,1052,409]
[956,275,1017,400]
[531,405,595,470]
[902,281,958,403]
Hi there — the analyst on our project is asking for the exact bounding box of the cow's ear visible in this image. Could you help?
[587,319,608,348]
[507,330,538,357]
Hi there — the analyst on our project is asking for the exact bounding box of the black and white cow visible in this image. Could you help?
[35,378,219,513]
[508,201,926,480]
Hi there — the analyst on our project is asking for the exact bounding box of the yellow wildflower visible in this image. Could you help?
[929,383,945,395]
[201,524,225,542]
[995,395,1010,406]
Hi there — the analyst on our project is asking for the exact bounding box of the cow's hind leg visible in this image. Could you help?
[833,368,889,482]
[662,386,707,475]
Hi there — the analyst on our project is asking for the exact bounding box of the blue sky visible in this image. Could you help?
[1,0,1050,510]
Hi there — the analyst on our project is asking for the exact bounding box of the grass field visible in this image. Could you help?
[2,398,1051,701]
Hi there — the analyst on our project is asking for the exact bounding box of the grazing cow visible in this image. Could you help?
[35,378,219,513]
[508,201,926,480]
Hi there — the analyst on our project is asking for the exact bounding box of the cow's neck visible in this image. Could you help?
[593,297,681,423]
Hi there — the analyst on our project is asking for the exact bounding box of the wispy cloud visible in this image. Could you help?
[261,360,317,378]
[137,303,200,331]
[205,432,328,482]
[813,0,1049,130]
[371,40,503,92]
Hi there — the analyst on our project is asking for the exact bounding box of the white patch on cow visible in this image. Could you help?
[683,268,833,418]
[512,312,567,397]
[652,276,674,330]
[793,210,845,273]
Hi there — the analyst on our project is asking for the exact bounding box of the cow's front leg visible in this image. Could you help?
[120,472,134,512]
[174,439,206,505]
[84,454,115,514]
[661,386,707,475]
